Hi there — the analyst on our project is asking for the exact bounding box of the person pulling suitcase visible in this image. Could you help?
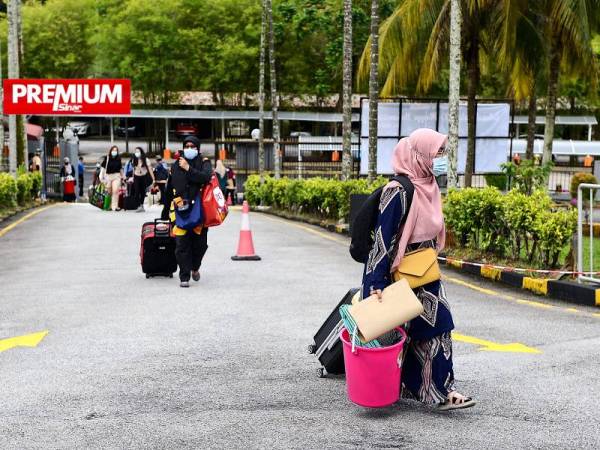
[161,136,212,288]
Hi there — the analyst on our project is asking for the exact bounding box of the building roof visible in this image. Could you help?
[82,109,359,122]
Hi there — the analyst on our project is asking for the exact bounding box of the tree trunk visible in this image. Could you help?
[16,0,26,168]
[341,0,353,181]
[267,0,280,179]
[525,84,536,160]
[367,0,379,183]
[464,37,479,188]
[447,0,462,189]
[543,39,560,168]
[258,0,267,182]
[7,0,19,175]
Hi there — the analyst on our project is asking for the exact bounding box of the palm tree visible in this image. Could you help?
[341,0,353,181]
[495,1,547,161]
[359,0,497,187]
[367,0,379,183]
[266,0,281,179]
[447,0,461,189]
[540,0,598,166]
[258,0,267,182]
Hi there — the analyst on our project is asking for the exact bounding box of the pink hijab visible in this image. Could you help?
[387,128,447,272]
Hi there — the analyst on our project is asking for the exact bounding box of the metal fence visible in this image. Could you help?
[209,139,361,180]
[42,137,63,198]
[577,183,600,284]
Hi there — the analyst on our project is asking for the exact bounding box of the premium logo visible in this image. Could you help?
[3,79,131,115]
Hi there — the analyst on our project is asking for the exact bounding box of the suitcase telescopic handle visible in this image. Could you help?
[154,219,171,238]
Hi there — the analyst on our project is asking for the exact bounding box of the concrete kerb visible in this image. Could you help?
[252,205,600,308]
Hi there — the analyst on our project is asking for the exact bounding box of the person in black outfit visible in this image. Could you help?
[161,136,212,288]
[131,147,155,212]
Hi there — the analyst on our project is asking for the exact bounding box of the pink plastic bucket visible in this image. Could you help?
[340,327,407,408]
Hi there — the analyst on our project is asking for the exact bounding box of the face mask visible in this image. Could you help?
[111,151,117,157]
[183,148,198,160]
[432,156,448,177]
[134,151,141,158]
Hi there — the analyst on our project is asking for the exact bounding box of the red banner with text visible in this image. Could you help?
[3,79,131,115]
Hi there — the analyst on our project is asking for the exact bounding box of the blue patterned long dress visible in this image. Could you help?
[361,183,455,405]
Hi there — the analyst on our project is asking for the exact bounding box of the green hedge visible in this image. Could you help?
[444,187,577,269]
[0,171,42,208]
[570,172,598,199]
[244,175,390,221]
[0,173,18,208]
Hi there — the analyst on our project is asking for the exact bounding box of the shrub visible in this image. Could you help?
[16,173,34,205]
[243,175,384,221]
[569,172,598,199]
[0,173,18,208]
[484,173,507,190]
[30,171,42,197]
[501,160,553,195]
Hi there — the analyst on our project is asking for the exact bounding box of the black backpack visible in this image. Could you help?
[349,175,414,263]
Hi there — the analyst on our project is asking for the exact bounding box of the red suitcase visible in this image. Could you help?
[140,219,177,278]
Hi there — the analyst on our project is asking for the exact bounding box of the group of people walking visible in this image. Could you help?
[88,143,235,213]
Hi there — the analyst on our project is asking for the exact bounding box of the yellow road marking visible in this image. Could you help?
[453,332,541,354]
[0,204,58,238]
[442,275,498,296]
[258,212,348,244]
[565,308,579,313]
[516,299,554,309]
[0,331,48,353]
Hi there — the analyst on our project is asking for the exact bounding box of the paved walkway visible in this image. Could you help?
[1,203,599,449]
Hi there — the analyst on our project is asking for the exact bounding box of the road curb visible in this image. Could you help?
[252,206,599,308]
[439,256,600,307]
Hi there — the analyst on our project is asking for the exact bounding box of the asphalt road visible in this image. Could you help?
[1,204,599,449]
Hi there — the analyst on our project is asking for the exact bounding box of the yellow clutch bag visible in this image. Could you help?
[392,247,441,288]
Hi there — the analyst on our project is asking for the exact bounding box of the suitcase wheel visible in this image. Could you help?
[307,344,317,354]
[316,367,325,378]
[145,274,150,279]
[169,274,173,278]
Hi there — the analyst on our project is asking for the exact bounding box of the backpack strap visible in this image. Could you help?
[390,175,414,225]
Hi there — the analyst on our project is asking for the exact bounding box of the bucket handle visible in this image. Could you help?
[351,325,358,354]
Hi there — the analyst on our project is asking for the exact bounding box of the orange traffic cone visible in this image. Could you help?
[231,201,261,261]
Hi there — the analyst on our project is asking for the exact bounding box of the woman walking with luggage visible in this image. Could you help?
[161,136,212,288]
[131,147,155,212]
[362,128,474,411]
[101,145,123,211]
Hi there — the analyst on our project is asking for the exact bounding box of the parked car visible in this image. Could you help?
[115,124,137,137]
[67,121,90,136]
[175,122,199,137]
[290,131,312,138]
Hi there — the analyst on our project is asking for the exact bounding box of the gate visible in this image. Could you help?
[576,183,600,283]
[42,137,62,199]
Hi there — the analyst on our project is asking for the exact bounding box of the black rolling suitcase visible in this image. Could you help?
[140,219,177,278]
[124,182,138,210]
[308,288,360,378]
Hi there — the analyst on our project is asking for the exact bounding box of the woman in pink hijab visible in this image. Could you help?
[361,128,474,411]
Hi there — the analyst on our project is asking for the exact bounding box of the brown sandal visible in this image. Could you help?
[437,391,476,411]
